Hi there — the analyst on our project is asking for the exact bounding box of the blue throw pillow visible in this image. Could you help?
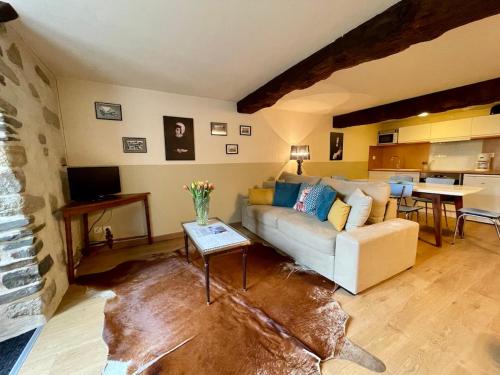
[272,182,301,208]
[315,185,337,221]
[303,184,327,215]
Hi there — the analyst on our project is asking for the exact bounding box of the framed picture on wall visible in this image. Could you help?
[163,116,195,160]
[226,144,238,155]
[211,122,227,136]
[330,132,344,161]
[95,102,122,121]
[240,125,251,136]
[122,137,147,153]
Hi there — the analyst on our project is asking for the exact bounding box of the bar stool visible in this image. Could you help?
[452,208,500,243]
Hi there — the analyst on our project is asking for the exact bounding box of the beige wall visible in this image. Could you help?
[57,78,379,238]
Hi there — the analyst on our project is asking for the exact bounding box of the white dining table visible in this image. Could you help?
[412,183,483,247]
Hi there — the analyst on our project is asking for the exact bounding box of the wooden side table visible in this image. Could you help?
[182,219,251,304]
[62,193,153,283]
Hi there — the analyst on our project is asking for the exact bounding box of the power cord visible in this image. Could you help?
[88,209,107,235]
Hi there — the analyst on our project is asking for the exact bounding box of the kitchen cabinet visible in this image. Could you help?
[463,174,500,223]
[471,114,500,138]
[430,118,471,143]
[398,124,431,143]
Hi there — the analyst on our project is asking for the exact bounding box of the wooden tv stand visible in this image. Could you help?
[62,193,153,283]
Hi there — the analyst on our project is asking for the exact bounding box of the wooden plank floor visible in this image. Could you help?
[19,220,500,375]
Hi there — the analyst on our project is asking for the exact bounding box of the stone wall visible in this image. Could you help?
[0,23,68,341]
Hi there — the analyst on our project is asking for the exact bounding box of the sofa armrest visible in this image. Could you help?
[334,218,419,294]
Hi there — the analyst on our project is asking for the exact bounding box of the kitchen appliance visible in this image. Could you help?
[377,129,398,145]
[475,153,492,171]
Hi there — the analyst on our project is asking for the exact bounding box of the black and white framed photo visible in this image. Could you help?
[95,102,122,121]
[240,125,251,136]
[211,122,227,136]
[163,116,195,160]
[122,137,147,153]
[226,144,238,155]
[330,132,344,161]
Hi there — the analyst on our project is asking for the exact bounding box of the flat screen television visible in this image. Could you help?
[67,166,121,201]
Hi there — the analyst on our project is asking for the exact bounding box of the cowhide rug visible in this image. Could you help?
[78,244,385,374]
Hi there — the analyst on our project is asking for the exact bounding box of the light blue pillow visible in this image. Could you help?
[315,186,337,221]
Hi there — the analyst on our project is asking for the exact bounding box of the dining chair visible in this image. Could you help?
[389,175,414,205]
[390,182,422,221]
[452,208,500,244]
[413,177,455,227]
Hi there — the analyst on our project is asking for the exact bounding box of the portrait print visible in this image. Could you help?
[164,116,195,160]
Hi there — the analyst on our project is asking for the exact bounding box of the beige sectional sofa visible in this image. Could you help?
[242,173,419,294]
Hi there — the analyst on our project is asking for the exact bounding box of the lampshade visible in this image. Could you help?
[290,145,310,160]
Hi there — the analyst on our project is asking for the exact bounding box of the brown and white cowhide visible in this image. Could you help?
[78,244,385,374]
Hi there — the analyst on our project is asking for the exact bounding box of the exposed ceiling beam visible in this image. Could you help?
[331,78,500,128]
[237,0,500,114]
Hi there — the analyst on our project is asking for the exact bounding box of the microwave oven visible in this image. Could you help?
[378,130,398,145]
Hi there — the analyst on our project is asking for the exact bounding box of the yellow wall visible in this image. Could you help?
[57,78,379,238]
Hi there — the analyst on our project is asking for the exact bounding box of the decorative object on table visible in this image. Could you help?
[226,144,238,154]
[95,102,122,121]
[210,122,227,136]
[183,180,215,225]
[122,137,147,153]
[290,145,310,175]
[240,125,252,136]
[330,132,343,160]
[164,116,195,160]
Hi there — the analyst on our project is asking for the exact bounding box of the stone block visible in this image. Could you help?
[0,214,33,231]
[0,236,37,252]
[28,83,40,100]
[38,254,53,277]
[2,265,41,289]
[0,57,20,85]
[0,278,45,304]
[0,258,36,273]
[0,168,26,194]
[0,194,45,216]
[5,279,56,318]
[6,43,23,69]
[0,145,27,168]
[43,147,49,156]
[38,134,46,144]
[2,114,23,128]
[35,65,50,86]
[0,223,45,242]
[42,106,60,129]
[10,240,43,259]
[0,98,17,116]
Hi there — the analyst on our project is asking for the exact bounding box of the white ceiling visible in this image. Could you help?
[8,1,500,115]
[8,0,398,102]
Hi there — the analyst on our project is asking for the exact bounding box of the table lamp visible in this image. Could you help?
[290,145,310,175]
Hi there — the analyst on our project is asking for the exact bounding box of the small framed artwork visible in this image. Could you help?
[240,125,252,136]
[95,102,122,121]
[211,122,227,136]
[122,137,147,153]
[226,144,238,155]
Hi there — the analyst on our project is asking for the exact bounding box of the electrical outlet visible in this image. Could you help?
[104,226,112,233]
[94,226,103,234]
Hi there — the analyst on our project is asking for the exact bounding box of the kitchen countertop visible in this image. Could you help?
[369,168,500,175]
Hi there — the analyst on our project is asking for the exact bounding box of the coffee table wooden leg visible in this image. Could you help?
[184,232,189,263]
[204,255,210,305]
[242,247,247,291]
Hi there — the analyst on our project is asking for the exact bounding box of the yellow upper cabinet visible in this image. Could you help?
[471,114,500,137]
[398,124,431,143]
[429,118,471,142]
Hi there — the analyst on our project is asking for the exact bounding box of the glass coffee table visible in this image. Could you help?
[182,218,251,304]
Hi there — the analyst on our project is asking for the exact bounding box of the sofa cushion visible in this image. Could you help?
[277,213,339,255]
[315,185,337,221]
[321,178,390,224]
[293,183,314,212]
[345,188,373,230]
[303,184,327,215]
[244,205,295,228]
[272,181,301,208]
[248,188,274,205]
[280,171,321,185]
[327,199,351,231]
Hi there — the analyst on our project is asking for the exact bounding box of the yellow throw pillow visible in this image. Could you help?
[248,188,274,205]
[327,199,351,231]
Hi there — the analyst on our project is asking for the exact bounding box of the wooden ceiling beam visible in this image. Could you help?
[331,78,500,128]
[236,0,500,114]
